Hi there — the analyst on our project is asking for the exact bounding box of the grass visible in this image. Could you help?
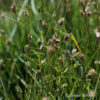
[0,0,100,100]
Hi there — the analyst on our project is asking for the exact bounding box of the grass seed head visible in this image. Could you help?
[64,34,70,42]
[80,10,85,16]
[86,68,97,78]
[42,20,46,27]
[40,59,46,66]
[80,53,85,61]
[11,3,16,13]
[6,39,12,46]
[65,50,70,58]
[25,61,31,67]
[28,33,32,41]
[93,1,97,9]
[24,9,29,16]
[61,83,67,89]
[58,56,63,65]
[38,7,41,13]
[47,46,55,56]
[58,18,65,25]
[72,48,77,55]
[94,29,100,39]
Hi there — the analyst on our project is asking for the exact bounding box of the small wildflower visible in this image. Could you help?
[58,18,65,25]
[86,69,97,78]
[11,3,16,13]
[24,9,29,16]
[6,39,12,46]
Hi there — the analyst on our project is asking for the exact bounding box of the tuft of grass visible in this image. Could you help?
[0,0,100,99]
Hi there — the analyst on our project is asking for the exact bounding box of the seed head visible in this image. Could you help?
[93,1,97,9]
[40,59,46,66]
[39,18,42,23]
[80,10,85,16]
[38,7,41,13]
[58,56,63,65]
[61,83,67,89]
[65,50,70,58]
[47,46,55,56]
[86,68,97,78]
[25,61,31,67]
[11,3,16,13]
[58,18,65,25]
[94,29,100,39]
[16,86,22,93]
[24,9,29,16]
[64,34,70,42]
[85,6,92,16]
[54,44,59,50]
[80,0,86,6]
[72,48,77,55]
[80,53,85,61]
[48,39,53,45]
[6,39,12,46]
[28,33,32,40]
[42,20,46,27]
